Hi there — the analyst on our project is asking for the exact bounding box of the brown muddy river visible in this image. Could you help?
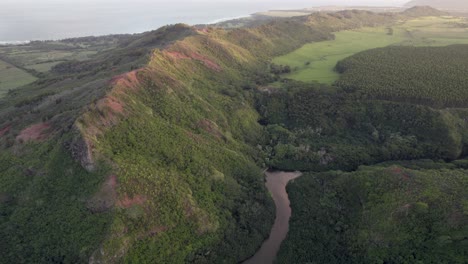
[243,170,302,264]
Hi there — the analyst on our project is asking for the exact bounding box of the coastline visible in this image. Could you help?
[0,14,252,44]
[0,40,31,45]
[207,14,252,24]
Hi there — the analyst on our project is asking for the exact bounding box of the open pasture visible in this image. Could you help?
[273,16,468,84]
[0,59,37,97]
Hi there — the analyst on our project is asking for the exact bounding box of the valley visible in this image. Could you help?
[0,5,467,264]
[274,16,468,84]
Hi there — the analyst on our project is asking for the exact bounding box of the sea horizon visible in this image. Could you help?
[0,1,291,43]
[0,14,255,44]
[0,1,405,43]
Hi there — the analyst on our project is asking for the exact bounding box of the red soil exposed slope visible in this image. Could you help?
[0,125,11,137]
[16,123,51,142]
[165,50,222,71]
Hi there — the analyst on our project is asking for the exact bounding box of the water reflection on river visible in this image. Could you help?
[243,170,302,264]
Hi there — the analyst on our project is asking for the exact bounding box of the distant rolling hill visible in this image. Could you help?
[401,5,448,16]
[405,0,468,10]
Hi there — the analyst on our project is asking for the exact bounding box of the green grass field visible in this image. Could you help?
[0,59,37,97]
[8,50,98,73]
[25,61,63,73]
[273,16,468,84]
[0,38,113,95]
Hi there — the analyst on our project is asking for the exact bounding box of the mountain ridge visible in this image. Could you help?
[0,6,464,263]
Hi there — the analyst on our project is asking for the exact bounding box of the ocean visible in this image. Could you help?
[0,0,327,43]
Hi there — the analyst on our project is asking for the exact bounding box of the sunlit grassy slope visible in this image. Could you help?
[273,16,468,84]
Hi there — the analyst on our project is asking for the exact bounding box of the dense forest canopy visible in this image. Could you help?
[278,163,468,263]
[257,80,467,172]
[335,45,468,108]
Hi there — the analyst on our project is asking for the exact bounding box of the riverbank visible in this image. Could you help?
[243,171,302,264]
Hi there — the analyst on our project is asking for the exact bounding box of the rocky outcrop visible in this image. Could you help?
[68,129,95,172]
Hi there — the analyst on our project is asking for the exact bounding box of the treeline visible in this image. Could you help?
[335,45,468,108]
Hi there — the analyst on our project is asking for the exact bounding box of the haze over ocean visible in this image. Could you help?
[0,0,406,42]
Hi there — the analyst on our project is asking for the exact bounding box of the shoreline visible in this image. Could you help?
[0,40,31,45]
[0,5,407,44]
